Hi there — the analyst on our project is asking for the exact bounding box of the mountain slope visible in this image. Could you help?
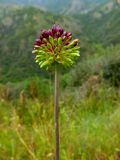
[0,5,120,83]
[79,6,120,45]
[65,0,110,14]
[0,0,111,14]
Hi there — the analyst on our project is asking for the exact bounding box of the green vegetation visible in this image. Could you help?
[0,5,120,83]
[68,44,120,87]
[0,2,120,160]
[75,6,120,45]
[0,83,120,159]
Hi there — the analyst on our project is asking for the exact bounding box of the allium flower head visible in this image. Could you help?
[32,24,80,69]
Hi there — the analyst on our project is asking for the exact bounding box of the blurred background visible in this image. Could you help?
[0,0,120,159]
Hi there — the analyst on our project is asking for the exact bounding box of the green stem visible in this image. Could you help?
[54,65,60,160]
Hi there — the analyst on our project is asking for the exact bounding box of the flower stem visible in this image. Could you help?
[54,65,59,160]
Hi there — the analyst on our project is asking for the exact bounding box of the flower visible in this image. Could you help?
[32,24,80,69]
[52,24,64,36]
[34,39,42,47]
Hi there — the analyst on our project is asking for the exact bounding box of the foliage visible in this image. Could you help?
[75,6,120,46]
[0,84,120,159]
[0,2,120,160]
[67,44,120,87]
[103,61,120,86]
[0,77,52,101]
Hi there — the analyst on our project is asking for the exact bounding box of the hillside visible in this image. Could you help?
[0,0,111,14]
[76,6,120,45]
[0,5,120,83]
[65,0,111,14]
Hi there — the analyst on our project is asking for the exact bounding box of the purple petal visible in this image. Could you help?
[41,30,49,38]
[56,32,61,38]
[34,39,42,46]
[47,29,53,36]
[59,28,64,35]
[66,32,72,37]
[62,31,67,37]
[52,24,63,35]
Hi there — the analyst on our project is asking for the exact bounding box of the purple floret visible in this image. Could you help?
[34,39,42,46]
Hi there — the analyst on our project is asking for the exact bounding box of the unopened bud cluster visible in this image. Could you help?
[32,24,80,69]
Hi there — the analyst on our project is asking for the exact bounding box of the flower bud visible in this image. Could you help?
[41,30,49,39]
[66,32,72,37]
[52,24,64,36]
[69,39,79,47]
[56,32,61,38]
[32,24,80,69]
[47,29,53,37]
[34,39,42,46]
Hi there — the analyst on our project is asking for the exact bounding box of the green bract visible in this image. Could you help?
[32,25,80,69]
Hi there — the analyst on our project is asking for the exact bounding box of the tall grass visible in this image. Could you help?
[0,84,120,160]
